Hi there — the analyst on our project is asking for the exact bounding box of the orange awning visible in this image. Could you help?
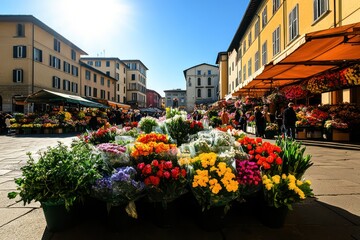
[233,22,360,97]
[97,99,131,110]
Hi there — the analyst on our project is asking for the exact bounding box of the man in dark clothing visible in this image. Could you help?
[254,107,265,137]
[283,102,297,139]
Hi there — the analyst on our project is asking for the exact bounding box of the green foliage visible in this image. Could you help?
[275,137,313,178]
[210,116,222,127]
[8,141,102,210]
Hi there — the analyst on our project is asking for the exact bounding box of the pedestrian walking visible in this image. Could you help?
[283,102,297,139]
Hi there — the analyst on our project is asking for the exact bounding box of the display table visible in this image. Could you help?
[295,127,323,140]
[332,129,350,142]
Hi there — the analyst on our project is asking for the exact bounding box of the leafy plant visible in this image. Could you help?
[275,137,313,178]
[8,141,102,210]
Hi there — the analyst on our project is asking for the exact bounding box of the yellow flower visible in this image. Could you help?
[281,174,287,179]
[271,175,281,184]
[296,180,303,186]
[265,183,273,190]
[305,180,312,185]
[210,183,222,194]
[288,182,296,190]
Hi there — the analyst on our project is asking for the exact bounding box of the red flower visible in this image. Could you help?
[163,171,170,179]
[152,159,159,167]
[149,176,160,186]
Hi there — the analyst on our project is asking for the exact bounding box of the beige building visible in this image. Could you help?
[0,15,86,113]
[222,0,360,104]
[122,60,148,108]
[80,57,128,104]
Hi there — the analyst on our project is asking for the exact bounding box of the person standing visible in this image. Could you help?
[254,107,265,137]
[283,102,297,139]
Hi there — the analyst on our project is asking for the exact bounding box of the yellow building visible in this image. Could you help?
[122,60,148,108]
[80,57,128,104]
[223,0,360,104]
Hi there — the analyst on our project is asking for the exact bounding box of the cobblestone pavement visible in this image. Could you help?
[0,134,359,240]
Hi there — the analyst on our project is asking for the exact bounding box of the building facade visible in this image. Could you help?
[80,57,128,104]
[183,63,219,112]
[216,52,229,100]
[146,89,162,108]
[164,89,186,110]
[224,0,360,103]
[0,15,86,113]
[123,60,148,108]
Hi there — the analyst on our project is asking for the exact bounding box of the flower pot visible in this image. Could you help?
[107,204,138,230]
[259,205,288,228]
[197,205,226,232]
[41,201,75,232]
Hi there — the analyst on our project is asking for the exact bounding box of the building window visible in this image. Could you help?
[116,63,120,69]
[197,70,201,75]
[71,49,76,61]
[188,77,192,86]
[54,38,60,52]
[207,89,211,98]
[106,61,110,67]
[52,76,60,89]
[87,61,93,66]
[95,61,101,67]
[131,74,135,80]
[85,70,91,80]
[232,62,234,71]
[255,19,260,38]
[63,79,70,91]
[63,61,71,73]
[106,71,110,76]
[16,23,25,37]
[93,74,97,83]
[248,58,252,77]
[243,41,246,53]
[197,78,201,86]
[93,88,98,97]
[208,70,211,75]
[85,86,92,97]
[101,90,106,99]
[13,69,23,83]
[289,4,299,42]
[71,82,78,93]
[197,89,201,98]
[50,55,61,69]
[248,32,252,47]
[116,73,119,80]
[262,41,268,66]
[262,6,268,28]
[239,70,242,83]
[123,86,126,93]
[255,51,260,71]
[243,65,246,80]
[314,0,328,21]
[272,26,281,56]
[207,77,211,85]
[71,65,78,76]
[107,79,110,87]
[132,93,137,101]
[13,46,26,58]
[101,77,104,85]
[273,0,280,14]
[33,48,42,62]
[107,91,110,100]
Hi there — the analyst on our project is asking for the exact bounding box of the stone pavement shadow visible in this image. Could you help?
[38,197,360,240]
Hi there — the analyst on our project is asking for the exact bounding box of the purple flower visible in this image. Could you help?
[97,143,127,155]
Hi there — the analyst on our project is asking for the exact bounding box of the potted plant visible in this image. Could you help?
[8,141,102,231]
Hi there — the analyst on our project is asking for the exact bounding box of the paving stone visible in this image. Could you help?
[0,207,32,227]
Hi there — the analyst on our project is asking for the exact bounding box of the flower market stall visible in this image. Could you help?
[9,107,315,231]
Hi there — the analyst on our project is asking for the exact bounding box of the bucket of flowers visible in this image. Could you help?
[96,143,130,169]
[188,152,239,231]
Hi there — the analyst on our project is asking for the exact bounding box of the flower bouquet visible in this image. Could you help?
[136,159,187,206]
[91,166,145,218]
[138,116,158,134]
[235,159,262,197]
[96,143,130,168]
[164,113,190,146]
[189,152,239,211]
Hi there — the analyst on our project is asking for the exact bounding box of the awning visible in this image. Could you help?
[96,99,131,110]
[25,89,108,108]
[233,22,360,96]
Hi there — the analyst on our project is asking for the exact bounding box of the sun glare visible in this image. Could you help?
[45,0,134,54]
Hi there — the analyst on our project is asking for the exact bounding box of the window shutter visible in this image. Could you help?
[13,46,17,58]
[13,69,17,82]
[22,46,26,58]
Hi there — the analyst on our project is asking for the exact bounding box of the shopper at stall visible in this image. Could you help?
[283,102,297,139]
[254,106,265,137]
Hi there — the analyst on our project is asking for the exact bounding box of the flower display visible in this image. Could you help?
[189,152,239,210]
[262,173,313,209]
[96,143,129,167]
[137,159,187,205]
[188,120,204,135]
[138,116,158,134]
[237,136,282,173]
[324,119,348,130]
[265,123,279,131]
[130,133,177,162]
[91,166,145,211]
[235,159,262,196]
[341,64,360,85]
[280,85,308,100]
[165,113,190,146]
[80,126,119,145]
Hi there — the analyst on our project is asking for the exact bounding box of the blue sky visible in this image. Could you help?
[1,0,248,97]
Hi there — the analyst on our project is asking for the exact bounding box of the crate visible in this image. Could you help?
[332,129,349,141]
[296,131,307,139]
